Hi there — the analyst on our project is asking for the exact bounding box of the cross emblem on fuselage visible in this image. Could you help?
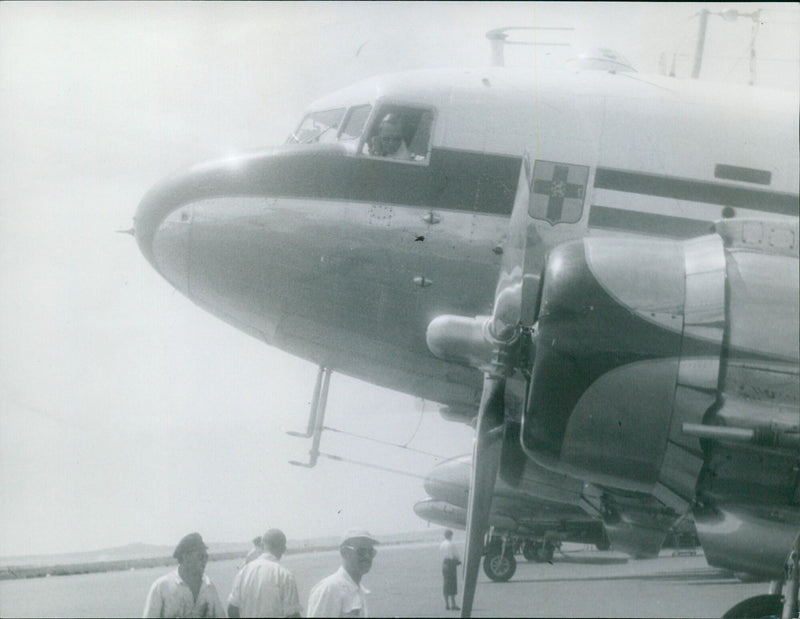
[529,161,589,225]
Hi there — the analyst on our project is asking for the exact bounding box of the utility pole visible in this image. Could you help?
[691,8,762,84]
[691,9,709,78]
[746,10,761,86]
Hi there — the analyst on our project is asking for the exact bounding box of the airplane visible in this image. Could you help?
[413,501,600,582]
[414,453,704,582]
[132,33,799,618]
[413,453,613,582]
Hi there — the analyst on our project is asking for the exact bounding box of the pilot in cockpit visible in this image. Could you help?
[370,113,415,160]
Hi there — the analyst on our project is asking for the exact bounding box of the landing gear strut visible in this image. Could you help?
[483,538,517,582]
[287,365,331,468]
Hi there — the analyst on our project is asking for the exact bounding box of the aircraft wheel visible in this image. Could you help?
[522,541,540,562]
[483,547,517,582]
[595,533,611,551]
[722,594,782,618]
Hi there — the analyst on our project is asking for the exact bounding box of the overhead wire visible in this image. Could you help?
[317,411,681,537]
[319,452,429,481]
[322,425,446,459]
[402,405,426,448]
[318,451,678,536]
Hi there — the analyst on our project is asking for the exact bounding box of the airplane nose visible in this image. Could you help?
[423,455,472,507]
[133,144,358,348]
[134,150,274,293]
[133,154,238,296]
[413,498,468,529]
[134,174,193,295]
[135,142,350,280]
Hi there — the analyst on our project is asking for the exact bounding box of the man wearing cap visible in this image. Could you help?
[227,529,301,618]
[306,529,379,618]
[143,532,225,618]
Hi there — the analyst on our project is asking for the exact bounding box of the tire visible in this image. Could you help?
[483,548,517,582]
[722,594,782,619]
[595,533,611,551]
[522,541,540,562]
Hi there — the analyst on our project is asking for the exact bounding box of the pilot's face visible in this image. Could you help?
[379,124,403,155]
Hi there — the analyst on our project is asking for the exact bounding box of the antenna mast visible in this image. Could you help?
[485,26,574,67]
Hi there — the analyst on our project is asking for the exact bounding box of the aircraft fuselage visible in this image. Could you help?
[135,67,799,417]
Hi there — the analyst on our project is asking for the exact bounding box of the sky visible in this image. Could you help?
[1,2,797,558]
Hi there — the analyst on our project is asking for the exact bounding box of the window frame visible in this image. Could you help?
[357,101,437,166]
[289,107,347,144]
[337,104,374,143]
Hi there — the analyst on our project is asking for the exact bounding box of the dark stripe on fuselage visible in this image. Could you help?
[594,167,799,216]
[261,146,522,215]
[135,145,521,269]
[589,205,714,238]
[714,164,772,186]
[138,144,797,271]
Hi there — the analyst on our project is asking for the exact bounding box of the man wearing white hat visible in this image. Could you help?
[306,528,380,617]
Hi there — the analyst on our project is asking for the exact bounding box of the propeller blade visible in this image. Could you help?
[461,374,505,618]
[489,153,542,341]
[429,158,537,616]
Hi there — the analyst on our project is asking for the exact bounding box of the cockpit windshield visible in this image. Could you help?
[339,105,372,141]
[286,103,434,165]
[361,105,435,163]
[288,108,345,144]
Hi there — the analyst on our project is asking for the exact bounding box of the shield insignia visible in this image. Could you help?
[528,160,589,224]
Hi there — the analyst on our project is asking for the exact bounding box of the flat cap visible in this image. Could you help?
[173,532,208,559]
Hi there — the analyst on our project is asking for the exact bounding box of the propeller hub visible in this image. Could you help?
[427,314,516,375]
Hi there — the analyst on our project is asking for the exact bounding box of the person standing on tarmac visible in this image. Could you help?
[142,532,225,618]
[227,528,301,618]
[306,529,380,617]
[439,529,461,611]
[244,536,262,565]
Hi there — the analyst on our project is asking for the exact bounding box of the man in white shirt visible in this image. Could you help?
[306,528,380,617]
[372,114,416,160]
[143,532,225,618]
[439,528,461,611]
[227,529,301,618]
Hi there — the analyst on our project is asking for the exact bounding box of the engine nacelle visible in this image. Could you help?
[522,220,800,521]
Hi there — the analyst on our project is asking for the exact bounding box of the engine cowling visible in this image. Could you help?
[523,219,800,563]
[523,232,726,509]
[427,210,799,577]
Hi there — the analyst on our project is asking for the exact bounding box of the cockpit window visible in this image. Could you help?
[361,105,435,163]
[288,108,345,144]
[339,105,372,141]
